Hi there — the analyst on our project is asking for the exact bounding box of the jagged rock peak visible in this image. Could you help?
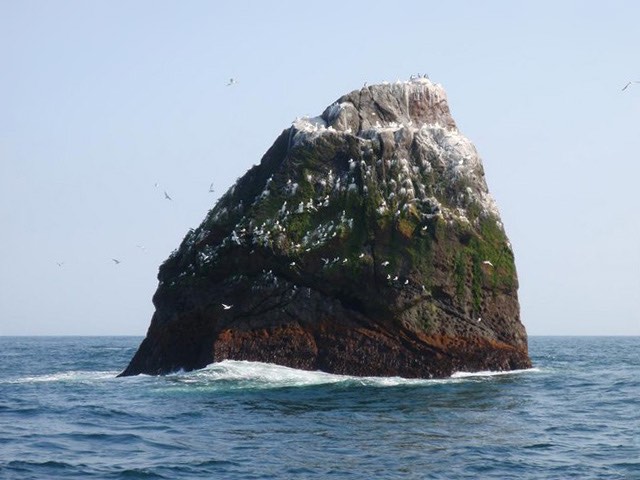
[293,78,456,140]
[208,77,499,239]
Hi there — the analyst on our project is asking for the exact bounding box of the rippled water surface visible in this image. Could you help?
[1,336,638,479]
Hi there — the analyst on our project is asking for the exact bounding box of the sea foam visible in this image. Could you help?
[161,360,540,391]
[4,370,118,385]
[451,368,541,379]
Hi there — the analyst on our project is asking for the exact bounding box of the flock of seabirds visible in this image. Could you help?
[54,76,640,313]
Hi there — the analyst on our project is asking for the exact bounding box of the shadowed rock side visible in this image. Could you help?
[120,79,531,378]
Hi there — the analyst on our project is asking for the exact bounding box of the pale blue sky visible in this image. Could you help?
[1,0,638,335]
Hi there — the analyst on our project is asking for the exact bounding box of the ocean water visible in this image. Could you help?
[0,337,638,479]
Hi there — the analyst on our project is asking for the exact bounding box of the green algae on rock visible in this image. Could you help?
[120,78,531,378]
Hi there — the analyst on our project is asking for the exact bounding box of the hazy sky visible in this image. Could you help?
[1,1,638,336]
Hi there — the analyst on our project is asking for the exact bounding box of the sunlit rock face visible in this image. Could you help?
[120,79,531,378]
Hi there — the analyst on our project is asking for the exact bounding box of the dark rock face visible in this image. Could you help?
[120,79,531,378]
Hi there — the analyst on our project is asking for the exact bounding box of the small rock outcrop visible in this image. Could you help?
[120,78,531,378]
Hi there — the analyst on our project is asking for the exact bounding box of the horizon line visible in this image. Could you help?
[1,334,638,338]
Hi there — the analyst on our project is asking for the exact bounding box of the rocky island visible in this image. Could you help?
[120,78,531,378]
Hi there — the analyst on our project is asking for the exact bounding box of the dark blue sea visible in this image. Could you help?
[0,336,638,479]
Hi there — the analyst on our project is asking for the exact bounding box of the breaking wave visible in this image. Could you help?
[156,360,541,391]
[451,368,541,378]
[3,370,119,385]
[2,360,540,390]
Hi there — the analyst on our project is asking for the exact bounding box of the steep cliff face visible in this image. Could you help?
[120,78,531,378]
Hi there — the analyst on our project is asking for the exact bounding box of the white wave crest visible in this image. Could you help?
[165,361,539,391]
[5,370,119,384]
[172,360,354,389]
[451,368,541,379]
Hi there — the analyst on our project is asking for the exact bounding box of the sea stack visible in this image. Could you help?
[120,78,531,378]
